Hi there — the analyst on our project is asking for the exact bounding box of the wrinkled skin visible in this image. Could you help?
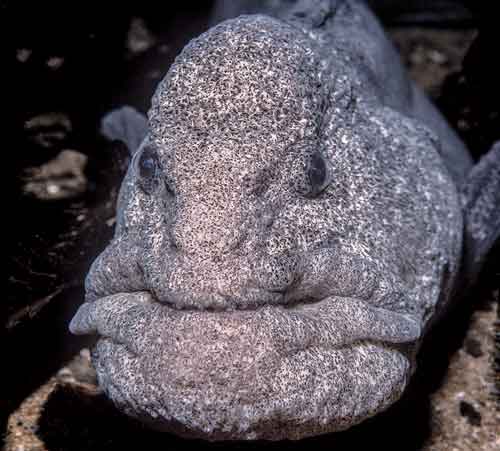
[69,0,499,441]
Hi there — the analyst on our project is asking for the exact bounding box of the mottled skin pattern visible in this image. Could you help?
[70,0,500,441]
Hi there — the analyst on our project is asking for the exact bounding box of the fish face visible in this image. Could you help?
[70,15,463,440]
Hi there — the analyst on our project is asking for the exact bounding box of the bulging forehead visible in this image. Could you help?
[149,14,323,156]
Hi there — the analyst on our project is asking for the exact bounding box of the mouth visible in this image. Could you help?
[70,290,420,351]
[69,291,420,440]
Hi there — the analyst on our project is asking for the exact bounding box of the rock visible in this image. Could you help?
[22,149,88,200]
[425,300,499,450]
[126,17,156,56]
[24,113,72,149]
[459,400,482,427]
[464,337,484,357]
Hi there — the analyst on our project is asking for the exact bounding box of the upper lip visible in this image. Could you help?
[70,290,421,355]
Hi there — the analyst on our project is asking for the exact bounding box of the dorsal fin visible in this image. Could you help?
[101,106,148,154]
[460,141,500,282]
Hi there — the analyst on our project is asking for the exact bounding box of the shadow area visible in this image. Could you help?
[2,0,215,439]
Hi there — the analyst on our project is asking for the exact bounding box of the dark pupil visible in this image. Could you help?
[139,148,157,180]
[136,146,160,194]
[308,152,326,189]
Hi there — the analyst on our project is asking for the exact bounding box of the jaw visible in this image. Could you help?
[70,292,419,440]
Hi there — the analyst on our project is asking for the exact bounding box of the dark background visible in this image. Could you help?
[3,0,216,433]
[2,1,499,449]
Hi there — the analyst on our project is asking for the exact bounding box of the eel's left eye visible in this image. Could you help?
[134,145,160,194]
[305,152,331,197]
[308,152,326,190]
[293,151,331,198]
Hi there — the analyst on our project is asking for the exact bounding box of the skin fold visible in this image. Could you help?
[70,0,500,441]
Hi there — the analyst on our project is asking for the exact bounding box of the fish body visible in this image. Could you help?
[70,0,500,440]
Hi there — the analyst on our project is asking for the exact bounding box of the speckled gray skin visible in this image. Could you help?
[70,0,500,441]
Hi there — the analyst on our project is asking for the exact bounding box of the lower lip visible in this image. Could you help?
[71,291,421,355]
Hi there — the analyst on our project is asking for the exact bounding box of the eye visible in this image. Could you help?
[302,152,331,197]
[308,152,326,191]
[133,144,160,194]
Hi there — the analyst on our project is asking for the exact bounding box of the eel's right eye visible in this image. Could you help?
[307,152,327,193]
[134,144,160,194]
[294,151,332,198]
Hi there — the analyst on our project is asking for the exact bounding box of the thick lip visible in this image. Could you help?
[69,291,421,440]
[70,290,421,353]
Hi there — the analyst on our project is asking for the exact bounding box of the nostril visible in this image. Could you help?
[253,253,299,294]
